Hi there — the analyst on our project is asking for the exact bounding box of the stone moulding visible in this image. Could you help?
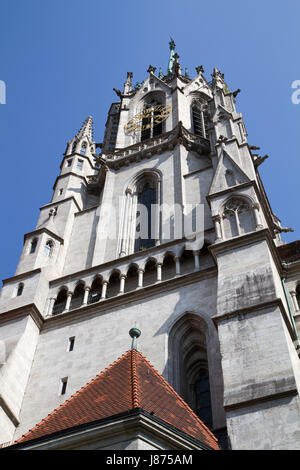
[100,122,210,171]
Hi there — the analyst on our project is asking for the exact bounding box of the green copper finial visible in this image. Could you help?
[184,68,189,78]
[129,327,141,350]
[167,37,176,75]
[158,67,164,79]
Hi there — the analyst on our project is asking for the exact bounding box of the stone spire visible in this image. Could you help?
[76,116,93,142]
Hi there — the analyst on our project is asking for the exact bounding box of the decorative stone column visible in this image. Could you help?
[212,215,223,242]
[47,297,56,317]
[175,257,181,276]
[64,292,73,311]
[155,178,161,246]
[101,281,108,300]
[253,203,263,230]
[156,263,162,282]
[138,269,144,288]
[290,290,300,312]
[119,274,126,294]
[193,251,200,271]
[83,287,90,306]
[120,189,133,257]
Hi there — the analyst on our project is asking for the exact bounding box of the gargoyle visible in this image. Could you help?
[273,223,294,233]
[233,89,241,97]
[113,88,122,97]
[253,154,269,167]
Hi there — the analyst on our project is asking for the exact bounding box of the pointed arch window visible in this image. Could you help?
[140,96,166,142]
[222,197,255,239]
[191,99,209,139]
[120,172,161,257]
[80,142,87,155]
[135,181,157,252]
[44,240,54,257]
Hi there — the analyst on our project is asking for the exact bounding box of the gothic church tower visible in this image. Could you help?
[1,41,300,450]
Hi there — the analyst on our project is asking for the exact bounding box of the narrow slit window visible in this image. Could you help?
[67,159,72,167]
[68,337,75,352]
[17,283,24,296]
[30,238,38,254]
[60,378,68,395]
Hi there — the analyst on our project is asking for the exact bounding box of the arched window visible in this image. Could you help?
[222,197,255,239]
[125,265,139,293]
[30,238,38,254]
[168,314,213,428]
[88,277,102,304]
[53,288,68,315]
[17,283,24,297]
[191,99,209,138]
[44,240,54,257]
[135,181,157,253]
[70,283,85,310]
[106,271,120,298]
[120,171,161,257]
[162,253,176,281]
[72,141,77,154]
[140,93,166,142]
[80,142,87,155]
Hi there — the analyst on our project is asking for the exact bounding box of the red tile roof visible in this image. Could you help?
[16,349,219,449]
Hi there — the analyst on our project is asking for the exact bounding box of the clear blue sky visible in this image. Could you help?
[0,0,299,282]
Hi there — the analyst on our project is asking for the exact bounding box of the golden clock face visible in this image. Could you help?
[124,104,172,134]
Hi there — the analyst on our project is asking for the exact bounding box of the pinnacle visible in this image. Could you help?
[76,116,93,141]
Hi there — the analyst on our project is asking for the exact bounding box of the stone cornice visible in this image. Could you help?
[209,228,283,276]
[39,196,81,213]
[212,297,296,342]
[52,171,90,192]
[24,228,64,245]
[0,303,44,330]
[101,122,210,170]
[2,268,42,285]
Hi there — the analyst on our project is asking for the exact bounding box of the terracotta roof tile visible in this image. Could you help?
[16,349,219,449]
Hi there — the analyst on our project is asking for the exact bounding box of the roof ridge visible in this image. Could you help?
[131,349,139,408]
[16,350,131,443]
[135,350,219,444]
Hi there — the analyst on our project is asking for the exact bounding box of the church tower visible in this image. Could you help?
[1,41,300,450]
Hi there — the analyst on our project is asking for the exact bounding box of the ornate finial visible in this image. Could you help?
[158,67,164,79]
[167,37,176,75]
[129,327,141,351]
[172,53,181,76]
[195,65,204,75]
[184,68,189,78]
[124,72,133,93]
[147,65,156,74]
[169,37,176,50]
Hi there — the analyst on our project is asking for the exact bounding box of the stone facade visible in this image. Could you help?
[1,43,300,450]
